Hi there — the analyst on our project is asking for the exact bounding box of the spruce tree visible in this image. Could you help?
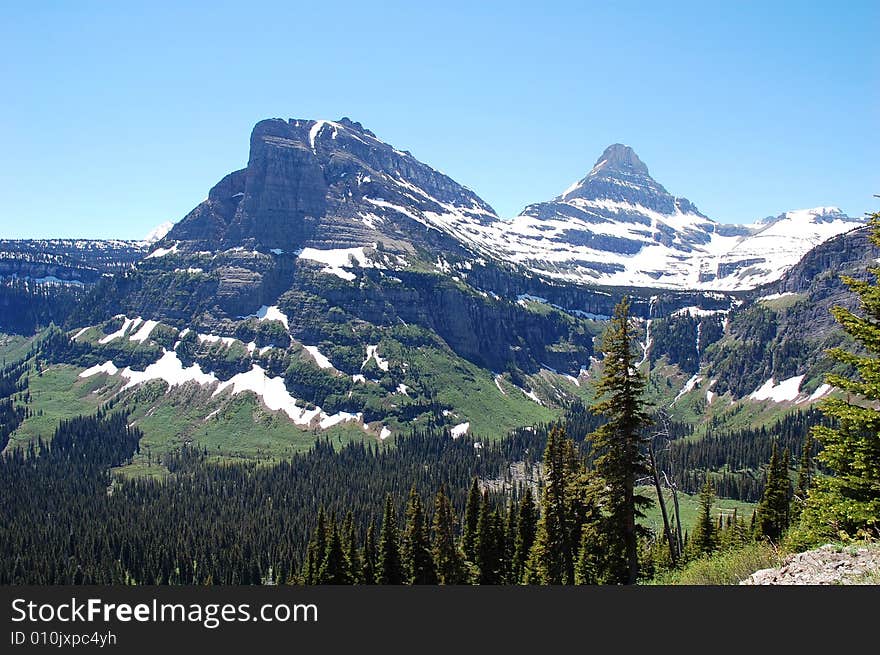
[302,506,327,585]
[791,438,813,522]
[378,494,404,584]
[403,487,436,585]
[756,443,791,542]
[431,484,467,584]
[526,426,586,584]
[512,487,537,584]
[342,511,362,584]
[462,477,481,563]
[801,216,880,540]
[691,479,717,556]
[475,493,504,584]
[361,518,378,585]
[318,516,351,584]
[503,500,517,583]
[588,296,653,584]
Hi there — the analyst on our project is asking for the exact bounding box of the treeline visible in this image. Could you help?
[0,410,542,584]
[0,359,31,451]
[654,408,827,501]
[0,278,83,335]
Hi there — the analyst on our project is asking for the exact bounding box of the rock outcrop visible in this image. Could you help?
[740,544,880,585]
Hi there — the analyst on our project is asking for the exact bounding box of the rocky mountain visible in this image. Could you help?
[495,144,864,290]
[2,115,873,455]
[156,117,498,263]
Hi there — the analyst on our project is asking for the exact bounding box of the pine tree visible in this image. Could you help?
[588,296,653,584]
[526,426,586,584]
[431,484,467,584]
[791,438,813,522]
[801,217,880,539]
[756,443,791,542]
[318,515,351,584]
[462,477,481,563]
[302,506,327,585]
[503,500,517,583]
[403,487,436,584]
[691,479,716,556]
[342,511,362,584]
[475,493,504,584]
[512,487,537,584]
[361,518,378,585]
[378,494,404,584]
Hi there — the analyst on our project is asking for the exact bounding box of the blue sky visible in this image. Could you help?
[1,1,877,239]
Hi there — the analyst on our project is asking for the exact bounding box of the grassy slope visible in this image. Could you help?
[0,333,35,365]
[638,485,756,534]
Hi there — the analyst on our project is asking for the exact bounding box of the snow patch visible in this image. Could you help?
[750,375,805,402]
[304,346,334,370]
[99,317,142,344]
[79,361,119,378]
[450,422,470,439]
[807,383,832,402]
[128,320,158,344]
[213,365,321,426]
[121,350,218,391]
[362,345,389,372]
[672,374,702,406]
[145,242,179,259]
[240,305,290,330]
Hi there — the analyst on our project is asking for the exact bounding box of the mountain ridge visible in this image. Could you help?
[148,117,862,293]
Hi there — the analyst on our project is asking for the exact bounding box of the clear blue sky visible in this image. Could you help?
[1,1,877,239]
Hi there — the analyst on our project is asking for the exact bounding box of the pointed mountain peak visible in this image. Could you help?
[590,143,649,177]
[558,143,663,203]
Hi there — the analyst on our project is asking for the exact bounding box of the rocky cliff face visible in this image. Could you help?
[160,117,498,259]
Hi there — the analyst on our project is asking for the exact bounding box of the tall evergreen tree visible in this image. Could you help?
[342,511,362,584]
[318,515,351,584]
[475,493,504,584]
[403,487,436,585]
[302,506,327,585]
[512,487,537,584]
[377,494,404,584]
[526,426,585,584]
[801,213,880,540]
[503,500,517,583]
[431,484,467,584]
[462,477,481,563]
[361,518,378,585]
[588,296,653,584]
[791,438,813,522]
[690,479,717,556]
[756,443,791,542]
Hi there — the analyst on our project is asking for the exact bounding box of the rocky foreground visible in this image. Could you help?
[740,544,880,585]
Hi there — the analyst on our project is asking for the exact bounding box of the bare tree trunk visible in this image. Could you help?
[664,471,684,557]
[649,443,677,566]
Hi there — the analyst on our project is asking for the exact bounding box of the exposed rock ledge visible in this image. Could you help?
[740,544,880,585]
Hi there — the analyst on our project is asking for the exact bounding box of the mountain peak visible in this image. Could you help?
[558,143,662,202]
[590,143,649,177]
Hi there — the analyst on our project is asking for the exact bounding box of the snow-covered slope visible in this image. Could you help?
[708,207,862,290]
[150,119,863,293]
[491,145,863,290]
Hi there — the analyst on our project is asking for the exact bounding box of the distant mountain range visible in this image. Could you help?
[147,119,864,292]
[0,116,873,450]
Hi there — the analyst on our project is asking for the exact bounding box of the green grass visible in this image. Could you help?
[757,292,808,312]
[9,364,111,449]
[648,542,783,585]
[638,485,756,535]
[0,332,35,365]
